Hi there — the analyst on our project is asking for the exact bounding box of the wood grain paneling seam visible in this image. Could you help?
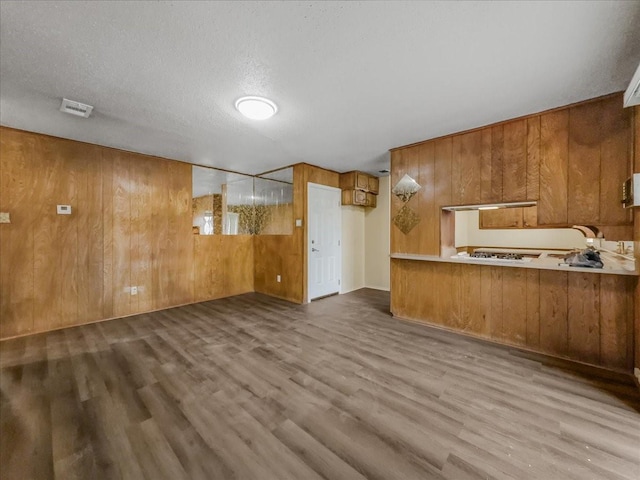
[0,127,255,339]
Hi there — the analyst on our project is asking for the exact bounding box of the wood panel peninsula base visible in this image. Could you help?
[391,258,634,371]
[389,94,638,374]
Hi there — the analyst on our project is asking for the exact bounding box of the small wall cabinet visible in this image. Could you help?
[342,189,377,207]
[340,171,379,208]
[479,206,538,229]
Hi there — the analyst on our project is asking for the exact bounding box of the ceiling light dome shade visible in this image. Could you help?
[235,96,277,120]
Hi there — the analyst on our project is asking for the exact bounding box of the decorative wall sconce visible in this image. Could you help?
[392,174,422,234]
[392,174,422,203]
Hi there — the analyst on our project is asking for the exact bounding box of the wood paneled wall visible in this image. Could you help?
[390,94,637,371]
[253,163,340,303]
[391,260,634,370]
[259,203,293,235]
[0,127,253,339]
[193,235,253,302]
[391,93,633,257]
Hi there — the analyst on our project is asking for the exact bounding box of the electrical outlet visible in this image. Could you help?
[131,286,138,296]
[276,275,281,283]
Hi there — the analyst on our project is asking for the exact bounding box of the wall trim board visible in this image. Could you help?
[362,285,391,292]
[390,91,624,153]
[392,312,635,379]
[0,293,253,342]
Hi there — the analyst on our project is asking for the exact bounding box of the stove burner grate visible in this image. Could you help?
[470,252,524,261]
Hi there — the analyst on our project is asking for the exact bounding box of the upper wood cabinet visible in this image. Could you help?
[367,175,379,194]
[451,131,484,205]
[342,189,377,207]
[450,119,540,206]
[340,171,379,208]
[340,171,379,194]
[479,206,538,229]
[537,95,632,227]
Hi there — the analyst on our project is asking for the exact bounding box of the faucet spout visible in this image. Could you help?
[571,225,599,238]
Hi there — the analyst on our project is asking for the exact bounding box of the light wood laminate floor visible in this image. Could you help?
[1,289,639,480]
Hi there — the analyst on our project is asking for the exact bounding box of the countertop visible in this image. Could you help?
[390,252,638,276]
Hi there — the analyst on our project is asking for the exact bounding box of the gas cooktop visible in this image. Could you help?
[457,251,532,263]
[470,252,524,260]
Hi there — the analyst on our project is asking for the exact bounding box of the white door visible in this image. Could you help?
[308,183,342,300]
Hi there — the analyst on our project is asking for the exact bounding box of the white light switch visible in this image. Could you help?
[295,218,302,227]
[0,212,9,223]
[57,205,72,215]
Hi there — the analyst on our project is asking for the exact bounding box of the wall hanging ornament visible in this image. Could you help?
[392,174,421,203]
[393,204,421,234]
[392,174,422,234]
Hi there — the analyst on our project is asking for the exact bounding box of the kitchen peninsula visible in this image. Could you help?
[390,93,637,371]
[390,251,637,276]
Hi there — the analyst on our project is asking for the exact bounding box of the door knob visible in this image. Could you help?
[312,248,319,252]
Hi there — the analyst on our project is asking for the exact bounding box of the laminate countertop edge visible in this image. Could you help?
[390,253,639,276]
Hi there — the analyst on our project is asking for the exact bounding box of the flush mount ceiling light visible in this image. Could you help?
[235,96,277,120]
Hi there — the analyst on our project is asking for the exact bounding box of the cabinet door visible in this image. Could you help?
[502,120,527,202]
[598,96,632,226]
[479,205,538,229]
[341,190,366,206]
[538,110,569,226]
[452,131,483,205]
[567,100,601,225]
[339,172,356,191]
[355,172,369,190]
[365,192,377,208]
[367,176,379,194]
[354,190,367,205]
[340,171,378,193]
[480,208,523,229]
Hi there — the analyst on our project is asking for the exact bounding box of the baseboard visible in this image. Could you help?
[392,312,635,380]
[340,285,390,294]
[0,290,257,342]
[340,285,365,295]
[363,285,390,292]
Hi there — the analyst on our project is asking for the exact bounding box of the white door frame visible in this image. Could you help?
[307,182,342,301]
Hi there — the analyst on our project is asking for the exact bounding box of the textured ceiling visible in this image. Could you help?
[1,1,639,176]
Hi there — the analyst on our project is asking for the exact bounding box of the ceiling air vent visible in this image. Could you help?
[60,98,94,118]
[624,63,640,108]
